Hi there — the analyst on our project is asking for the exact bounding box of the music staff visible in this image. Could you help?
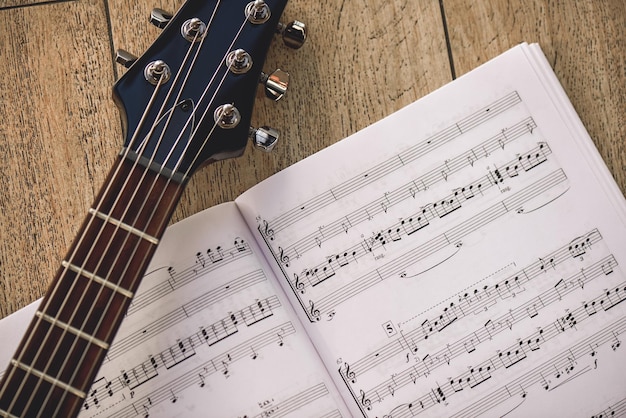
[376,312,626,417]
[355,262,621,407]
[105,270,268,361]
[297,142,551,289]
[246,383,336,418]
[96,323,296,418]
[128,239,252,316]
[264,92,523,235]
[306,169,568,321]
[341,229,603,379]
[268,118,539,262]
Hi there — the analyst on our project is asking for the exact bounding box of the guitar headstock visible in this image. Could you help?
[112,0,305,181]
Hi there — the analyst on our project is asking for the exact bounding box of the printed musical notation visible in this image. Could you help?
[285,168,569,322]
[105,270,269,362]
[243,383,341,418]
[239,81,626,417]
[264,91,523,235]
[339,229,605,381]
[3,46,626,417]
[258,95,565,323]
[127,239,252,317]
[73,202,350,417]
[276,118,540,263]
[77,223,303,416]
[94,323,297,418]
[355,260,622,411]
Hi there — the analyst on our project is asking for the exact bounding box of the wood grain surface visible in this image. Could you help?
[1,0,624,320]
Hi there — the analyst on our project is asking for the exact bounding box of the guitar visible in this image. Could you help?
[0,1,304,416]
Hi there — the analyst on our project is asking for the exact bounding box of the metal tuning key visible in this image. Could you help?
[115,49,138,68]
[226,49,254,74]
[245,0,271,24]
[276,20,307,49]
[250,126,279,152]
[150,8,173,29]
[260,69,289,101]
[214,104,241,129]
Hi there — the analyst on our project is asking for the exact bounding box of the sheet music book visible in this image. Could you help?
[1,42,625,417]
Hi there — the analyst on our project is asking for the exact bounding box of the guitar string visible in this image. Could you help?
[37,6,231,416]
[50,4,246,412]
[47,2,261,415]
[74,11,254,412]
[9,41,195,418]
[3,1,238,415]
[0,75,170,415]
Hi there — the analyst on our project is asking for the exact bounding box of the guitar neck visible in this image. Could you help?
[0,155,184,417]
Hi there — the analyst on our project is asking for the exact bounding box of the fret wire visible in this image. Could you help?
[35,311,110,351]
[4,0,255,415]
[0,407,20,418]
[88,208,160,245]
[60,261,134,299]
[9,360,86,399]
[1,62,171,414]
[47,2,236,414]
[75,2,261,409]
[54,28,218,418]
[7,66,170,418]
[36,107,175,412]
[37,11,217,414]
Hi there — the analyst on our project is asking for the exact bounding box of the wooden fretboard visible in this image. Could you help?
[0,156,184,417]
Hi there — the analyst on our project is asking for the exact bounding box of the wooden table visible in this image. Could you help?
[1,0,624,320]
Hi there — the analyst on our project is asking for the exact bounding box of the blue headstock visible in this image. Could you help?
[113,0,302,181]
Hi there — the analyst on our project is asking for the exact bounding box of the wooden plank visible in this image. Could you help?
[0,0,449,319]
[0,0,48,9]
[444,0,626,194]
[0,1,119,318]
[107,0,451,220]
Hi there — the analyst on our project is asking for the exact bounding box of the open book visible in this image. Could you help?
[1,43,625,417]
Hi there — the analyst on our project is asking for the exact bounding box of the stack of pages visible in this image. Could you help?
[2,43,625,417]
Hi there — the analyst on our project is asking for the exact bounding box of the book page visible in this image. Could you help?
[235,43,626,417]
[0,202,349,417]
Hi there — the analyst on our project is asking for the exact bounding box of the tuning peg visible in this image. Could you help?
[276,20,306,49]
[150,7,173,29]
[115,49,138,68]
[259,69,289,101]
[250,126,279,152]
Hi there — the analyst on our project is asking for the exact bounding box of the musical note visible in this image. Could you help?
[468,364,493,388]
[170,390,178,403]
[400,214,430,236]
[234,237,247,252]
[519,142,549,171]
[195,251,205,268]
[499,347,527,368]
[207,246,223,263]
[277,329,285,347]
[611,332,622,351]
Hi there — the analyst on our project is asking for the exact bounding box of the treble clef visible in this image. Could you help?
[308,300,321,322]
[360,390,372,411]
[260,219,275,240]
[294,272,305,294]
[340,362,356,383]
[278,247,290,267]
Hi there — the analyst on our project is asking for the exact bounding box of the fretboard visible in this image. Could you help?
[0,155,184,417]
